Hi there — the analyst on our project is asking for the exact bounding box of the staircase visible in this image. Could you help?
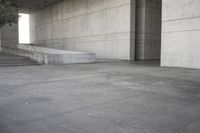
[0,53,41,66]
[1,45,96,65]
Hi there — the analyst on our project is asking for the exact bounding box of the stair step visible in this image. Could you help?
[0,58,34,60]
[0,60,36,62]
[0,61,40,63]
[0,62,37,64]
[0,63,41,67]
[0,53,41,66]
[0,57,29,59]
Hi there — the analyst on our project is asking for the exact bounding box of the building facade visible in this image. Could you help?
[0,0,200,69]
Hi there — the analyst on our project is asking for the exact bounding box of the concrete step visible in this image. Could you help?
[0,61,39,64]
[0,60,34,63]
[0,53,41,66]
[17,44,96,64]
[0,59,33,62]
[0,63,40,67]
[0,57,29,59]
[1,45,96,64]
[0,62,40,66]
[0,55,28,58]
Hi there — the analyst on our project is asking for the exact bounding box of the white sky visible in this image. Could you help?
[18,13,30,44]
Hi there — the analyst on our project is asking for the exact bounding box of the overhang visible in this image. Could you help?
[17,0,63,13]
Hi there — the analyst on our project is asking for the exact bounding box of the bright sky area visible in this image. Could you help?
[18,13,30,44]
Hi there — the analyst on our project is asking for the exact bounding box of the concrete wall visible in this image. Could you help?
[130,0,136,60]
[0,29,1,47]
[30,0,135,60]
[135,0,161,60]
[161,0,200,69]
[0,24,19,48]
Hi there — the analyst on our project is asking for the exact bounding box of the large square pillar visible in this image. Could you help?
[135,0,161,60]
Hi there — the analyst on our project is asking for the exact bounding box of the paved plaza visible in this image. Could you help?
[0,61,200,133]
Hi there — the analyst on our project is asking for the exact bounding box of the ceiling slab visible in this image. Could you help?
[17,0,63,13]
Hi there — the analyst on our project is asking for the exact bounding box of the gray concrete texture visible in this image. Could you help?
[0,53,40,66]
[0,29,1,47]
[17,0,63,13]
[161,0,200,69]
[30,0,135,60]
[135,0,161,60]
[0,24,19,48]
[17,44,96,64]
[0,62,200,133]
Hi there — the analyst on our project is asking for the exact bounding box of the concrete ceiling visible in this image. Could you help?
[17,0,63,13]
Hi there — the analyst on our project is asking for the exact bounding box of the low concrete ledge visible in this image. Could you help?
[0,45,96,64]
[0,46,46,64]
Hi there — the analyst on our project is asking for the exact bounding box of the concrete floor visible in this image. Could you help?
[0,61,200,133]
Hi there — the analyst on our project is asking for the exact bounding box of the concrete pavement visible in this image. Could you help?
[0,61,200,133]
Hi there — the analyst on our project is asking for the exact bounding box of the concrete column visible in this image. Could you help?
[0,24,19,48]
[135,0,161,60]
[130,0,136,60]
[0,29,1,47]
[161,0,200,69]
